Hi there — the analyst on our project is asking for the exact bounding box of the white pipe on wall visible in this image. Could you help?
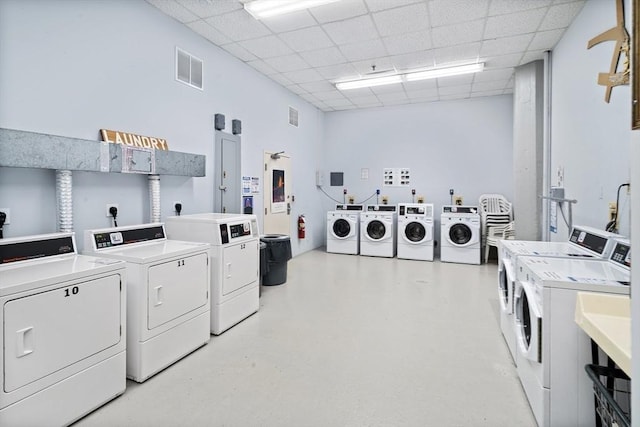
[56,170,73,232]
[148,174,161,223]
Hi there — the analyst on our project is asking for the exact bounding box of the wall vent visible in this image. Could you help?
[289,106,299,127]
[176,47,203,90]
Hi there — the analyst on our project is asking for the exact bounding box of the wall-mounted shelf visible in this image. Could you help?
[0,128,205,177]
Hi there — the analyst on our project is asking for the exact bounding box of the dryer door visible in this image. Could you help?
[514,281,542,363]
[331,218,353,239]
[402,221,430,244]
[221,239,259,296]
[498,258,515,314]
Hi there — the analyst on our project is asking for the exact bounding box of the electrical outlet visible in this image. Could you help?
[173,201,182,211]
[381,196,389,204]
[453,195,463,205]
[106,203,119,217]
[608,202,617,221]
[417,196,425,204]
[0,208,11,225]
[347,195,355,204]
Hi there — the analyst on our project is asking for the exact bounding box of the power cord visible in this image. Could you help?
[605,183,630,233]
[109,206,119,227]
[0,211,6,239]
[175,203,182,216]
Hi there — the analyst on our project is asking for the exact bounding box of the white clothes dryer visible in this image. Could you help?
[84,223,211,383]
[440,205,480,265]
[326,204,363,255]
[0,233,126,426]
[397,203,434,261]
[165,213,260,335]
[360,205,397,258]
[498,225,623,364]
[513,240,630,427]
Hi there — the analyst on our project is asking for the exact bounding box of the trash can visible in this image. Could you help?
[259,241,268,296]
[260,234,292,286]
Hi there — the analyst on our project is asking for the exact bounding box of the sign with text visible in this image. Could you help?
[100,129,169,150]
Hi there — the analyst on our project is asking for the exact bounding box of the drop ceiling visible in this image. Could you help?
[146,0,586,111]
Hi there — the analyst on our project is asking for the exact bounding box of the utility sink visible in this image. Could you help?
[575,292,631,376]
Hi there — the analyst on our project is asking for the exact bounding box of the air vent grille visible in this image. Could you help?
[289,106,299,127]
[176,47,203,90]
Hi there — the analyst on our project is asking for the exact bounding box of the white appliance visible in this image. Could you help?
[0,232,126,426]
[498,225,623,364]
[397,203,434,261]
[326,204,363,255]
[514,240,631,427]
[165,213,260,335]
[360,205,397,258]
[440,205,481,265]
[84,223,211,383]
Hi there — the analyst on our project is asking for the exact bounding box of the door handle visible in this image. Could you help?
[219,186,227,191]
[154,286,163,307]
[287,202,291,214]
[16,327,34,358]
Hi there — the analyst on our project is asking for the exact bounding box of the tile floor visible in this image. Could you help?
[75,250,536,426]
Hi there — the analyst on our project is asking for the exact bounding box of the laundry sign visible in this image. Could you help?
[100,129,169,151]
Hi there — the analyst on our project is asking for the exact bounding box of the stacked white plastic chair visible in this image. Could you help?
[478,194,514,262]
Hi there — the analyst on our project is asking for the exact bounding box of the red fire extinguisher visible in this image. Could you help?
[298,214,306,239]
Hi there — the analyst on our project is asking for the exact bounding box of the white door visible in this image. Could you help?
[214,132,241,214]
[263,152,291,236]
[222,240,259,295]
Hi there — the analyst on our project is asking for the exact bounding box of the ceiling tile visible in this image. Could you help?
[220,42,257,62]
[146,0,199,23]
[405,87,438,98]
[269,73,294,86]
[300,93,321,103]
[376,91,408,102]
[520,50,546,65]
[389,51,436,71]
[382,31,431,56]
[338,87,375,98]
[323,15,378,45]
[239,36,294,59]
[316,63,360,80]
[351,57,396,75]
[440,93,470,101]
[313,89,348,101]
[473,67,515,82]
[539,2,585,30]
[484,8,547,39]
[260,10,317,33]
[299,80,337,92]
[473,80,507,92]
[299,47,347,67]
[484,53,523,68]
[187,20,231,45]
[285,84,308,95]
[432,42,481,66]
[431,19,483,48]
[410,96,439,104]
[471,89,506,97]
[264,54,310,72]
[480,34,533,56]
[282,68,325,83]
[364,0,422,13]
[176,0,242,18]
[279,26,335,53]
[370,84,405,95]
[428,0,489,27]
[438,84,471,95]
[436,74,474,87]
[403,79,437,91]
[339,39,388,62]
[528,29,564,50]
[309,0,368,23]
[488,0,552,16]
[372,3,429,37]
[246,59,278,75]
[346,94,380,103]
[205,10,271,41]
[323,98,356,108]
[353,100,384,108]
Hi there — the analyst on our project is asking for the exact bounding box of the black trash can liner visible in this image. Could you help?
[260,234,292,286]
[259,242,268,296]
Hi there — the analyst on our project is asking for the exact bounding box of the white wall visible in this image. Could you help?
[549,0,632,240]
[323,95,514,250]
[0,0,326,254]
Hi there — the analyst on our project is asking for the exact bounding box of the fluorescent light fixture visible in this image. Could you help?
[244,0,341,19]
[335,62,484,91]
[404,63,485,82]
[335,75,403,90]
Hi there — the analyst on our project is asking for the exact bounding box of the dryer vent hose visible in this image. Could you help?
[149,174,161,223]
[56,170,73,233]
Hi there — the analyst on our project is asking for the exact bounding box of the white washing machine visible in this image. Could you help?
[397,203,434,261]
[498,225,623,364]
[84,223,211,383]
[165,213,260,335]
[514,240,631,427]
[360,205,397,258]
[0,232,126,426]
[440,205,481,265]
[326,204,363,255]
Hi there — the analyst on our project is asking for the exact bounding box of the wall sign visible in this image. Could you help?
[100,129,169,150]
